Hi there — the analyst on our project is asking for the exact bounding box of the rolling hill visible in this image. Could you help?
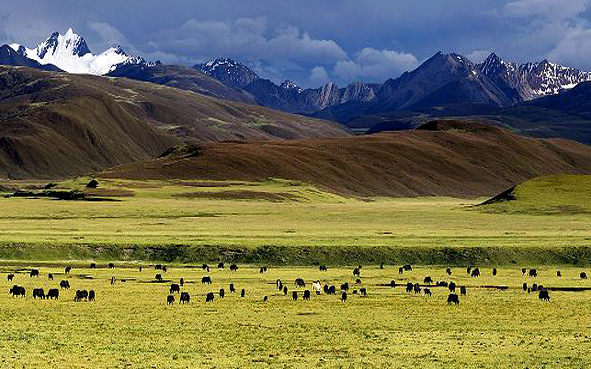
[0,66,349,179]
[100,120,591,198]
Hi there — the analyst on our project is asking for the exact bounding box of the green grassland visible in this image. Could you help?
[1,263,590,368]
[0,175,591,265]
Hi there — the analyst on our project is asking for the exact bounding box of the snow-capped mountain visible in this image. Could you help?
[9,28,147,75]
[477,53,591,101]
[194,58,260,89]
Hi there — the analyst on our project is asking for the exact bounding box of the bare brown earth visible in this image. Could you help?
[101,120,591,197]
[0,66,348,179]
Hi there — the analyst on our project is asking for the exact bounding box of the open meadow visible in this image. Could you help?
[1,263,591,368]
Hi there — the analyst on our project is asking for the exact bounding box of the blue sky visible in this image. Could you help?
[2,0,591,87]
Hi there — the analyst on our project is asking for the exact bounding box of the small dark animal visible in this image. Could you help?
[218,261,225,269]
[162,266,167,272]
[353,268,361,277]
[355,278,362,284]
[292,291,298,301]
[360,288,367,296]
[230,283,236,293]
[10,285,25,297]
[206,292,215,302]
[398,267,404,275]
[446,268,452,276]
[90,263,97,269]
[30,269,39,277]
[48,273,53,280]
[448,282,456,292]
[276,279,282,290]
[108,263,115,269]
[180,292,190,304]
[263,296,268,302]
[406,282,413,293]
[523,283,527,291]
[424,276,433,285]
[170,284,180,294]
[230,264,238,271]
[155,264,163,270]
[532,283,538,291]
[413,283,421,294]
[139,266,142,272]
[47,289,59,299]
[7,274,14,281]
[111,276,116,285]
[295,278,305,287]
[460,286,467,295]
[60,280,70,289]
[86,179,99,188]
[74,290,88,302]
[319,265,327,271]
[65,266,71,274]
[522,268,527,276]
[202,276,212,284]
[202,263,208,270]
[88,290,95,301]
[240,289,245,298]
[260,267,264,274]
[155,274,162,282]
[557,271,561,277]
[528,288,531,294]
[467,266,472,275]
[328,285,336,295]
[380,264,384,269]
[167,295,175,305]
[180,278,184,286]
[403,264,412,271]
[447,293,460,305]
[581,272,588,279]
[492,268,497,276]
[539,290,550,302]
[529,269,537,277]
[471,268,480,277]
[323,284,329,294]
[340,283,349,291]
[33,288,45,299]
[283,286,288,295]
[341,291,347,302]
[424,288,432,297]
[353,290,357,294]
[390,280,396,288]
[219,288,225,298]
[303,290,311,300]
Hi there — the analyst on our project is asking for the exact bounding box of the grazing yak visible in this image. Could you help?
[447,294,460,305]
[60,280,70,289]
[74,290,88,302]
[259,267,268,274]
[529,269,538,278]
[424,276,433,285]
[108,263,115,269]
[292,291,298,301]
[295,278,305,287]
[162,266,167,273]
[352,290,357,295]
[202,264,209,270]
[312,281,322,294]
[471,268,480,277]
[230,283,236,293]
[581,272,588,279]
[413,283,421,294]
[219,288,225,298]
[448,282,456,292]
[398,267,404,275]
[406,282,413,293]
[65,266,71,274]
[90,263,96,269]
[303,290,311,300]
[467,267,472,275]
[323,284,329,294]
[539,290,550,302]
[202,276,212,284]
[356,278,362,284]
[446,268,452,276]
[155,264,163,270]
[424,288,432,297]
[180,292,190,304]
[263,296,268,302]
[460,286,467,295]
[155,274,163,282]
[229,264,238,272]
[353,268,361,277]
[403,264,412,271]
[10,285,25,297]
[557,271,562,277]
[328,285,336,295]
[167,295,175,305]
[218,262,225,269]
[523,283,527,292]
[360,288,367,296]
[7,274,14,281]
[48,273,53,280]
[206,292,215,303]
[30,269,39,277]
[180,278,184,287]
[170,284,180,294]
[111,277,116,285]
[319,265,327,271]
[341,291,347,302]
[380,264,384,269]
[88,290,95,301]
[390,280,396,288]
[47,289,59,299]
[277,279,283,290]
[283,286,288,296]
[33,288,45,299]
[240,289,245,298]
[492,268,497,276]
[532,283,538,291]
[340,283,349,291]
[522,268,527,276]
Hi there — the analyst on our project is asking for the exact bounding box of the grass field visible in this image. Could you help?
[0,176,591,264]
[1,263,590,368]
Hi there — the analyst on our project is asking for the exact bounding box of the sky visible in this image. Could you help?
[2,0,591,88]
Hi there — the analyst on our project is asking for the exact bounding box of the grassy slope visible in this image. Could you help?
[1,264,590,367]
[0,176,591,265]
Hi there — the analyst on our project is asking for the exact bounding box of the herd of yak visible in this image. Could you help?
[6,262,588,305]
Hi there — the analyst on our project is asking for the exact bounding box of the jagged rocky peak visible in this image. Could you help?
[36,28,91,59]
[195,58,260,89]
[280,80,302,92]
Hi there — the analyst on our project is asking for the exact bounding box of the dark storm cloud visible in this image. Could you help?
[1,0,591,87]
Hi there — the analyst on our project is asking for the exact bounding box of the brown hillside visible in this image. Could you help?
[0,66,349,178]
[101,120,591,198]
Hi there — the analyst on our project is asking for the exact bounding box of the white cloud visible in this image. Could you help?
[548,28,591,69]
[309,66,330,86]
[333,47,418,82]
[503,0,590,20]
[466,49,492,63]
